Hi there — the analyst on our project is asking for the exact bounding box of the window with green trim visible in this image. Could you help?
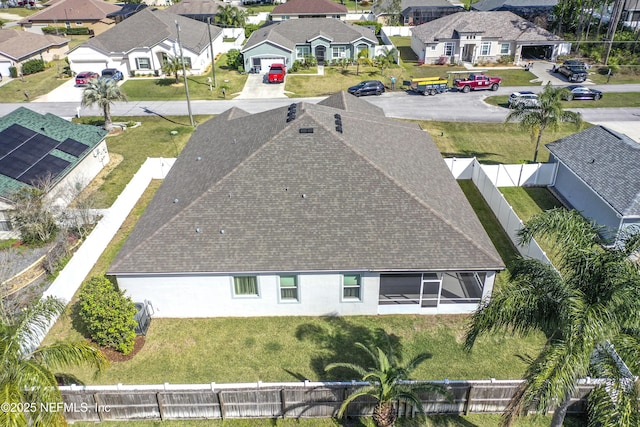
[279,275,298,301]
[342,274,361,300]
[233,276,258,296]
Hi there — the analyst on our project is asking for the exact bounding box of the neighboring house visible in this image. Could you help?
[270,0,348,21]
[241,18,376,71]
[471,0,557,26]
[411,11,568,65]
[374,0,464,26]
[107,92,505,318]
[165,0,228,23]
[546,126,640,243]
[0,107,108,238]
[106,3,148,24]
[68,8,223,77]
[0,29,69,77]
[18,0,122,35]
[622,0,640,29]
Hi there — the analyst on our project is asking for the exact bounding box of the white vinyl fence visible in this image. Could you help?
[444,158,556,264]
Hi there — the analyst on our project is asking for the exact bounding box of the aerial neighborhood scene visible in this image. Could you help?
[1,0,640,424]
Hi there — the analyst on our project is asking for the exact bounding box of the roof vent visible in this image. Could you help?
[299,128,314,134]
[173,198,179,203]
[220,229,225,234]
[195,227,202,233]
[588,158,595,164]
[336,125,343,133]
[286,104,297,122]
[301,194,307,198]
[196,156,202,161]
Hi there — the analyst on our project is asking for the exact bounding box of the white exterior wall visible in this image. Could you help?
[68,46,110,74]
[118,272,379,318]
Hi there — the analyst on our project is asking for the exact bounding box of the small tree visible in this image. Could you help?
[226,49,243,70]
[77,276,137,354]
[375,47,398,77]
[161,54,189,84]
[356,48,371,75]
[10,185,58,245]
[326,341,450,427]
[81,77,127,130]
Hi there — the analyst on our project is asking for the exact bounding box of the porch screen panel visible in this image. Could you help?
[379,274,421,305]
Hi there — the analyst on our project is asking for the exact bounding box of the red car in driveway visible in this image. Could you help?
[75,71,98,86]
[267,64,286,84]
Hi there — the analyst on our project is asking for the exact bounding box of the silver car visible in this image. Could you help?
[508,91,540,108]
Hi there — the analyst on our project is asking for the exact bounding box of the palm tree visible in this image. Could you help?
[215,5,246,27]
[81,78,127,131]
[0,296,108,427]
[356,48,371,76]
[375,47,398,77]
[326,342,450,427]
[161,54,189,84]
[465,208,640,427]
[505,83,582,163]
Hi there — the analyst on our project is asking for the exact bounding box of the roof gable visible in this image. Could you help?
[411,10,562,43]
[80,8,222,54]
[19,0,121,23]
[109,95,503,275]
[546,126,640,217]
[0,29,68,61]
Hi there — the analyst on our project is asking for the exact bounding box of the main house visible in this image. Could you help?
[0,108,108,237]
[546,126,640,243]
[68,8,223,77]
[19,0,122,35]
[241,18,376,71]
[0,29,69,77]
[108,93,505,318]
[270,0,348,21]
[411,11,567,65]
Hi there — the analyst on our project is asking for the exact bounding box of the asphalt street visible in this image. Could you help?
[0,84,639,125]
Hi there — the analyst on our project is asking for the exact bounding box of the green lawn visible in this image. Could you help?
[74,115,211,208]
[0,59,71,102]
[0,6,39,17]
[418,120,586,164]
[485,92,640,109]
[500,187,563,222]
[121,54,246,100]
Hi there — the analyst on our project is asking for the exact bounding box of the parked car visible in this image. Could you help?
[101,68,124,81]
[554,60,588,83]
[348,80,385,97]
[454,74,501,93]
[508,91,540,108]
[75,71,98,86]
[267,64,286,84]
[563,85,603,101]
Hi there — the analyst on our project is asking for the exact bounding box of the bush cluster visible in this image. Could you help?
[42,26,91,35]
[77,276,138,355]
[226,49,243,70]
[21,59,45,75]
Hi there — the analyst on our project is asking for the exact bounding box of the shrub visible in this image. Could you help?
[77,276,138,355]
[353,20,382,35]
[244,23,259,39]
[21,59,45,75]
[9,66,17,78]
[226,49,242,70]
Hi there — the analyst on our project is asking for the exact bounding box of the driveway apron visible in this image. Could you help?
[235,73,288,99]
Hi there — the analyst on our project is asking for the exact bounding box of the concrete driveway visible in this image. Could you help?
[33,78,84,103]
[235,72,288,99]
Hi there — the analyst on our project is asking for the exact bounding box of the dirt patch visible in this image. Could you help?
[70,153,123,207]
[98,335,146,363]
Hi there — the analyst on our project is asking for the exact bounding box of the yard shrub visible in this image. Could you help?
[77,275,137,355]
[21,59,45,75]
[353,20,382,35]
[226,49,242,70]
[244,23,259,39]
[9,66,17,78]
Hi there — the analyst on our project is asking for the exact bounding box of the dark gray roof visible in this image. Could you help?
[109,92,503,275]
[165,0,230,17]
[376,0,462,15]
[546,126,640,217]
[411,11,562,43]
[242,18,377,53]
[80,8,222,54]
[317,91,385,116]
[472,0,558,12]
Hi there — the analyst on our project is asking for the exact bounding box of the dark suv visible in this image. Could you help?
[101,68,124,81]
[348,80,385,97]
[554,60,587,83]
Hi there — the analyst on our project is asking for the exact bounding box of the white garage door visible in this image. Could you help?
[0,61,11,77]
[257,57,285,73]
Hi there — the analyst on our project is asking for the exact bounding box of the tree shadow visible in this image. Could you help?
[438,150,503,164]
[522,187,563,211]
[295,316,403,380]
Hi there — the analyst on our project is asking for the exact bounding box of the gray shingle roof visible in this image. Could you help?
[411,11,562,43]
[80,8,222,54]
[109,93,504,275]
[18,0,121,23]
[165,0,230,17]
[546,126,640,217]
[242,18,377,53]
[376,0,461,15]
[0,29,68,61]
[472,0,558,12]
[272,0,347,15]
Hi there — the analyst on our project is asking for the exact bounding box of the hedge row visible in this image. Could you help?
[42,26,91,35]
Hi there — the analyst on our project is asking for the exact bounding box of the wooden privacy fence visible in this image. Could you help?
[60,379,598,423]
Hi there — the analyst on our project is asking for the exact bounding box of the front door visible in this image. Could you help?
[315,46,326,65]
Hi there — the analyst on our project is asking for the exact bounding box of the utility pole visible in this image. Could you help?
[207,17,217,88]
[175,20,195,127]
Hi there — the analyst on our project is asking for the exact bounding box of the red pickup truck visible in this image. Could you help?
[454,74,501,93]
[268,64,286,84]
